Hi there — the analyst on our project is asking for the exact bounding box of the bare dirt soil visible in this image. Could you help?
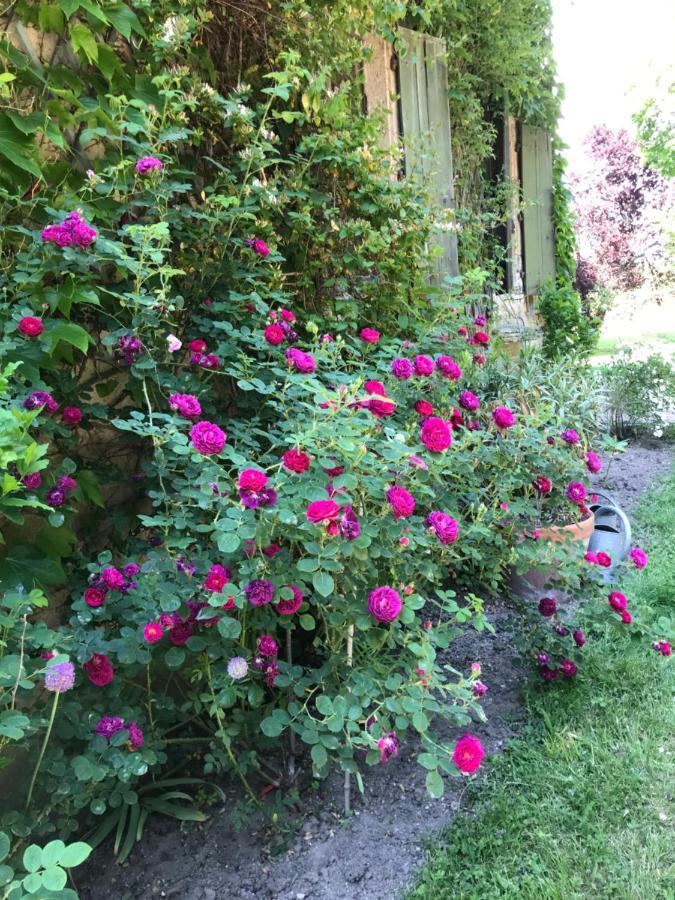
[79,439,673,900]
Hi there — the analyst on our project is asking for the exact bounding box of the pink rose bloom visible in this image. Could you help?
[306,500,341,524]
[596,551,612,568]
[436,356,462,380]
[559,659,577,678]
[264,323,284,345]
[283,449,310,473]
[367,396,396,418]
[359,327,380,344]
[608,591,627,612]
[413,355,435,376]
[538,597,557,616]
[169,393,202,420]
[83,653,114,686]
[367,586,402,623]
[280,309,296,322]
[533,475,552,494]
[263,543,281,558]
[420,417,452,453]
[651,640,671,656]
[22,472,42,490]
[573,629,585,647]
[143,622,163,643]
[459,390,479,412]
[629,547,648,569]
[425,511,459,545]
[408,455,428,470]
[205,564,230,592]
[18,316,44,337]
[102,567,124,590]
[386,485,415,519]
[190,421,226,455]
[285,348,316,373]
[238,469,268,492]
[452,734,484,774]
[622,609,633,624]
[364,380,387,397]
[391,358,413,379]
[474,331,489,345]
[566,482,587,504]
[473,353,487,365]
[188,339,207,353]
[584,551,599,564]
[274,585,304,615]
[61,406,82,426]
[492,406,515,429]
[586,451,602,473]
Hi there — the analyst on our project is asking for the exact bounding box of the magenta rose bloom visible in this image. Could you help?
[245,579,275,607]
[204,564,230,592]
[425,511,459,545]
[585,451,602,473]
[238,469,268,492]
[560,428,580,444]
[190,421,226,455]
[169,393,202,420]
[135,156,163,175]
[22,472,42,490]
[629,547,648,569]
[386,485,415,519]
[492,406,515,429]
[533,475,552,494]
[436,356,462,380]
[83,653,114,686]
[608,591,627,612]
[559,659,577,678]
[18,316,44,338]
[566,482,587,504]
[359,327,380,344]
[84,586,106,608]
[285,348,316,373]
[367,586,402,623]
[573,629,586,647]
[459,390,479,411]
[247,237,270,257]
[538,597,557,617]
[168,620,193,645]
[264,323,284,345]
[127,721,144,750]
[413,354,435,376]
[306,500,341,524]
[61,406,82,426]
[452,734,484,774]
[282,449,310,473]
[95,716,125,739]
[258,634,279,657]
[420,417,452,452]
[143,623,163,643]
[414,400,434,417]
[391,358,413,379]
[274,584,304,615]
[100,567,123,590]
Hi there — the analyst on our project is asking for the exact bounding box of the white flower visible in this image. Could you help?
[166,334,182,353]
[227,657,248,680]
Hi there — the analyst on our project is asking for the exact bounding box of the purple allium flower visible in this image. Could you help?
[560,428,580,445]
[459,390,480,412]
[95,716,125,739]
[244,579,275,607]
[376,731,400,764]
[135,156,163,175]
[46,487,67,507]
[391,358,413,379]
[44,661,75,693]
[227,657,249,680]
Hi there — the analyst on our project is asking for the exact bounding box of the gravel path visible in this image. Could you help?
[80,439,673,900]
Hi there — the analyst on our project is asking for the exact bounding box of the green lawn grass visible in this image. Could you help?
[410,469,675,900]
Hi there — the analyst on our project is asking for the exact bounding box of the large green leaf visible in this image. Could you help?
[0,115,42,179]
[44,321,91,354]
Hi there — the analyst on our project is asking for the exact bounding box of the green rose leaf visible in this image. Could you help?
[312,571,334,598]
[425,770,445,799]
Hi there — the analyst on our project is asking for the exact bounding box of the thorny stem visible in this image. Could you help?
[286,628,296,777]
[344,623,354,817]
[10,614,27,710]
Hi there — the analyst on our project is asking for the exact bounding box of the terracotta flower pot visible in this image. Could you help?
[509,512,595,599]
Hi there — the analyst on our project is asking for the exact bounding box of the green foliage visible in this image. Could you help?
[0,831,91,899]
[601,350,675,438]
[634,81,675,179]
[410,470,675,900]
[537,279,597,359]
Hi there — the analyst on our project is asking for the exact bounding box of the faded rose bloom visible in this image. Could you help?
[651,641,671,656]
[95,716,124,739]
[560,428,580,445]
[559,659,577,677]
[169,393,202,420]
[339,505,361,541]
[61,407,82,426]
[566,482,587,504]
[166,333,182,352]
[376,732,400,764]
[127,721,144,750]
[135,156,163,174]
[245,579,275,607]
[573,629,586,647]
[22,472,42,490]
[285,348,316,373]
[257,634,279,657]
[168,620,193,645]
[533,475,552,494]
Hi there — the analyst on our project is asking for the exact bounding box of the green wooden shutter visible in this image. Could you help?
[521,124,555,294]
[398,28,459,277]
